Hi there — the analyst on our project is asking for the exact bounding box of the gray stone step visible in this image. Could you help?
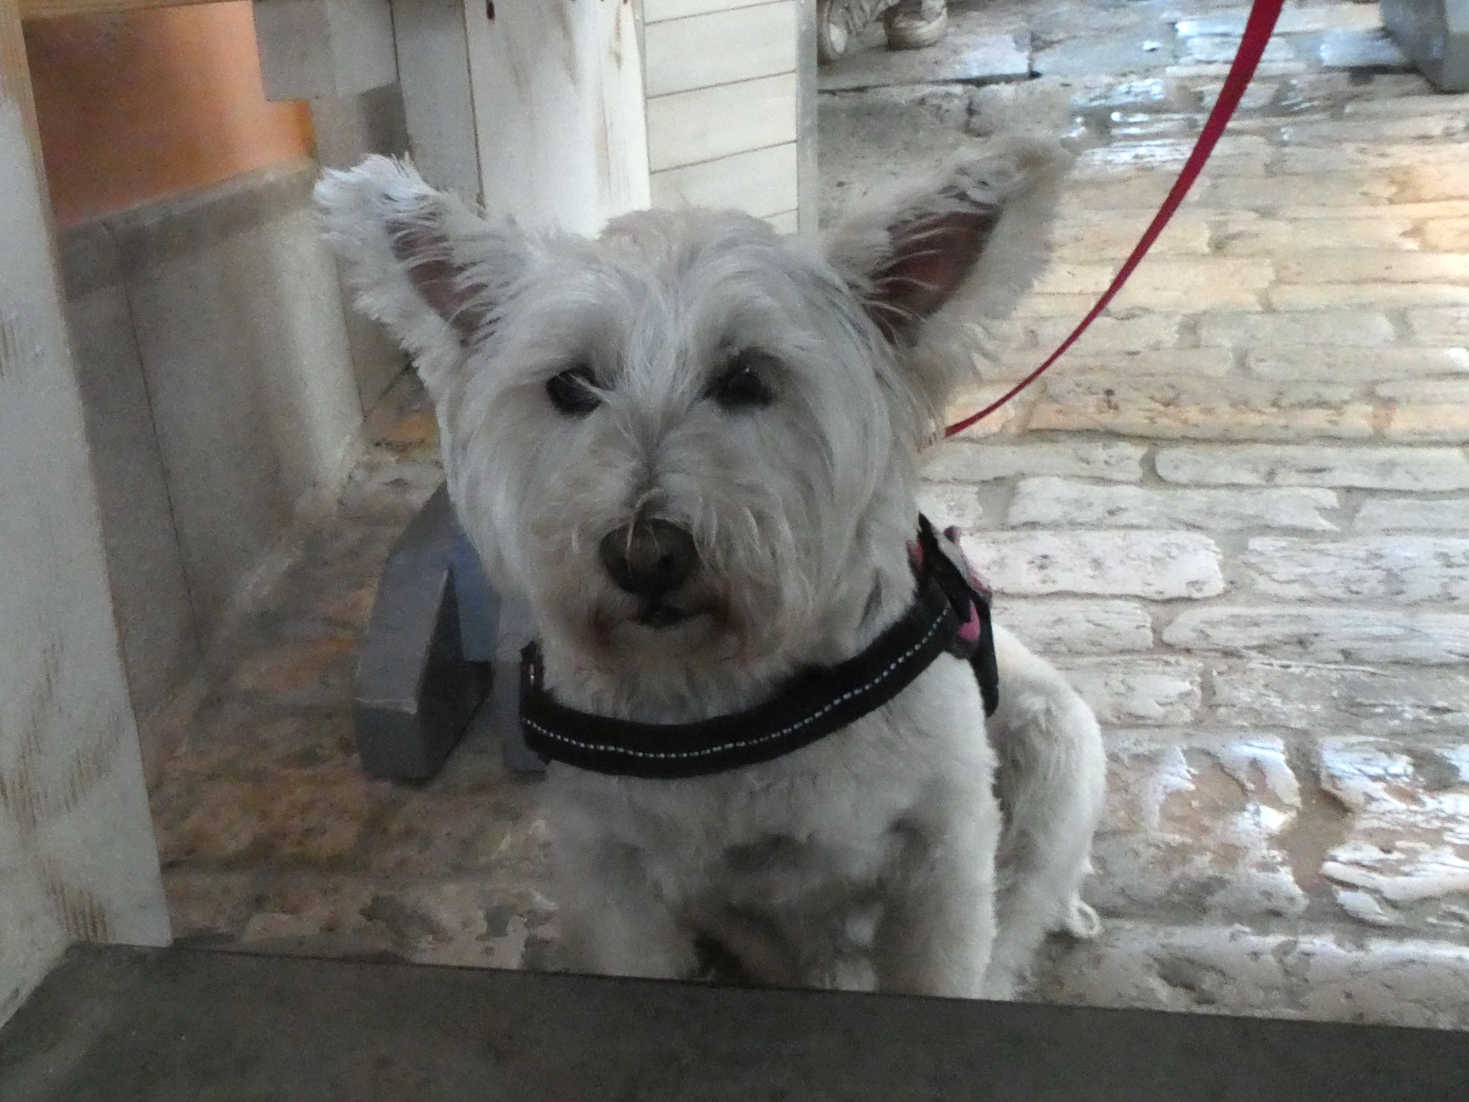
[3,945,1466,1101]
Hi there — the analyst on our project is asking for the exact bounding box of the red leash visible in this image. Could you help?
[944,0,1286,437]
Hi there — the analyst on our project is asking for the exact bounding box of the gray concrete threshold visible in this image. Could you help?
[1,945,1464,1101]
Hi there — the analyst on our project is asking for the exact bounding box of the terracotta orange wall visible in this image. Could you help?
[24,2,315,227]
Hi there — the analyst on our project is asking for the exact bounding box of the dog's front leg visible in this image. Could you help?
[872,783,1003,999]
[555,841,697,981]
[982,623,1106,998]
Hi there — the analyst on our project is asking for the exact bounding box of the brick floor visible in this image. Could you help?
[150,0,1469,1029]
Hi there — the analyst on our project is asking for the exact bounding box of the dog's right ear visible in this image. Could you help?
[314,156,528,387]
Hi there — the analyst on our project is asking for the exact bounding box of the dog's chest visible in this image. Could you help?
[631,789,904,926]
[709,826,899,915]
[549,656,994,915]
[558,708,956,891]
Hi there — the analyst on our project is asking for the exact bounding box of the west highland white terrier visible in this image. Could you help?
[316,136,1105,999]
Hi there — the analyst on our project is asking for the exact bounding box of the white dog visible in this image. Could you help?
[316,138,1104,999]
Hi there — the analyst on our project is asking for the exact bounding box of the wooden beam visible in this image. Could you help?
[4,0,49,232]
[253,0,397,100]
[392,0,480,200]
[2,0,173,1025]
[19,0,228,19]
[463,0,650,234]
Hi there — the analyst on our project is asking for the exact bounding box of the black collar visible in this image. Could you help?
[519,516,999,779]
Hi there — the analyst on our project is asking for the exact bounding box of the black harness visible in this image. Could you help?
[520,516,999,779]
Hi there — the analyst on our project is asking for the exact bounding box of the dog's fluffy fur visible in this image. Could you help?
[316,140,1105,998]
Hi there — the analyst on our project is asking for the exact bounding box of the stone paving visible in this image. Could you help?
[149,0,1469,1030]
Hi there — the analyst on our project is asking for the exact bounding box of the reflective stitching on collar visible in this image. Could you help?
[523,605,951,762]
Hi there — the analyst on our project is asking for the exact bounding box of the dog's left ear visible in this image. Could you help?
[824,135,1069,411]
[315,156,530,398]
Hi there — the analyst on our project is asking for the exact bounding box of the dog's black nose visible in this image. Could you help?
[599,519,698,598]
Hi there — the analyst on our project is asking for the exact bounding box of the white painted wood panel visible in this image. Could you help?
[644,2,796,97]
[650,142,797,217]
[253,0,398,100]
[463,0,650,234]
[393,0,481,200]
[647,72,797,172]
[766,209,798,234]
[794,0,817,234]
[644,0,771,23]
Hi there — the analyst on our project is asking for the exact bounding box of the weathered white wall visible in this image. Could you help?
[59,162,368,778]
[1,20,170,1027]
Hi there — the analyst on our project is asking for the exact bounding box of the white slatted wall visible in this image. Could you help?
[643,0,804,233]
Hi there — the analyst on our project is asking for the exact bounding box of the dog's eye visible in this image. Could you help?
[710,353,775,411]
[546,365,600,416]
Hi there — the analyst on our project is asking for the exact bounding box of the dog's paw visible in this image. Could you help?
[1059,897,1102,941]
